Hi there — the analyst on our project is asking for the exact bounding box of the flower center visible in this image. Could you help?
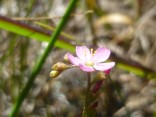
[85,60,94,66]
[83,48,96,66]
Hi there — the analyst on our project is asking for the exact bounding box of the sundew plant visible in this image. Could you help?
[50,46,115,116]
[0,0,156,117]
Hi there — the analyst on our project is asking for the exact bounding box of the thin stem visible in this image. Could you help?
[9,0,78,117]
[82,73,91,117]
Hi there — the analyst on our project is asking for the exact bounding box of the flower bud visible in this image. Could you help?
[89,101,99,109]
[64,54,69,62]
[50,70,60,78]
[92,72,106,84]
[52,62,69,72]
[104,69,111,75]
[91,80,103,94]
[96,72,106,80]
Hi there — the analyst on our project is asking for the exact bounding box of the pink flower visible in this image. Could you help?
[66,46,115,72]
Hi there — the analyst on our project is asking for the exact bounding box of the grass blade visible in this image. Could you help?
[9,0,78,116]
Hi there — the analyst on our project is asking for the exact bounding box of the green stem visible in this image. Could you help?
[9,0,78,117]
[82,73,91,117]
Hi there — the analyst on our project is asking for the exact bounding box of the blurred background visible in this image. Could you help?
[0,0,156,117]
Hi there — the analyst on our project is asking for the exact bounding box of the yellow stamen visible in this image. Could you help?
[84,48,86,57]
[90,48,96,56]
[90,48,93,55]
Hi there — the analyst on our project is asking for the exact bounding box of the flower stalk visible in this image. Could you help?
[82,73,92,117]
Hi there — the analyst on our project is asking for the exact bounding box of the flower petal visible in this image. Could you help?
[76,46,92,61]
[66,53,83,66]
[94,62,115,71]
[79,64,95,72]
[93,47,110,63]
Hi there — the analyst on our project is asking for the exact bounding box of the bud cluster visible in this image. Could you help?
[50,62,70,78]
